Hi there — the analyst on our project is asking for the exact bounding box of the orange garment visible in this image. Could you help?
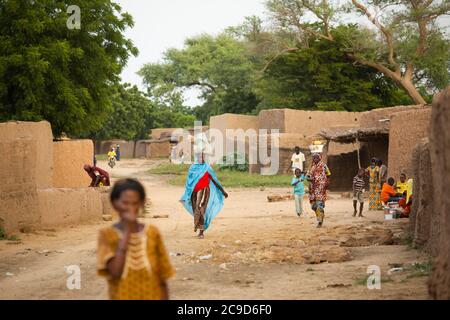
[381,183,396,203]
[194,172,210,192]
[97,224,175,300]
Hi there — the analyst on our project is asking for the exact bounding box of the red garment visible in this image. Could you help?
[85,166,110,187]
[194,172,210,192]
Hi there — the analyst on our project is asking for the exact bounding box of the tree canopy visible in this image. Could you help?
[0,0,138,137]
[264,0,450,104]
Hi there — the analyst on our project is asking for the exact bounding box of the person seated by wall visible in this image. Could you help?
[396,173,408,195]
[398,178,414,218]
[84,164,111,187]
[381,177,403,205]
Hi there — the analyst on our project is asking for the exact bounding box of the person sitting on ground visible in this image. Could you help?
[291,168,306,217]
[97,178,175,300]
[398,178,413,218]
[84,164,111,187]
[396,173,408,197]
[381,177,403,204]
[352,168,366,217]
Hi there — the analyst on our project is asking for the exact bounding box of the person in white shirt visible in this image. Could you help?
[288,146,306,175]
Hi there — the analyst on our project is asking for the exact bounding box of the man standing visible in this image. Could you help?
[288,146,306,175]
[116,144,121,161]
[307,153,331,228]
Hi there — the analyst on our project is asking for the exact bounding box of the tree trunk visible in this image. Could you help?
[400,79,427,105]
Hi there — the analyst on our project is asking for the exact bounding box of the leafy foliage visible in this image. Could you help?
[0,0,138,137]
[219,152,249,172]
[91,83,196,140]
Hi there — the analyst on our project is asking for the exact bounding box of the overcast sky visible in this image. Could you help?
[116,0,266,91]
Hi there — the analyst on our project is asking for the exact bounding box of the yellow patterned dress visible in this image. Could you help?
[367,166,381,210]
[97,224,175,300]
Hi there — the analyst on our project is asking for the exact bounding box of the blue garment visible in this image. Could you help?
[180,163,224,230]
[116,147,121,161]
[291,174,305,195]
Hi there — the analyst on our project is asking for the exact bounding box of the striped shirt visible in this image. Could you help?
[353,175,365,193]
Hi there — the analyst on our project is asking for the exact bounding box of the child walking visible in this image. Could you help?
[291,168,306,217]
[97,179,175,300]
[352,168,366,217]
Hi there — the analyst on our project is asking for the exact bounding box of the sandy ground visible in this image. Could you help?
[0,159,430,300]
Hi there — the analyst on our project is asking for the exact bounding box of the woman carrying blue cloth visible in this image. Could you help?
[180,153,228,239]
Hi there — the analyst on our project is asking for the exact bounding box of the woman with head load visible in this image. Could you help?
[180,152,228,239]
[307,153,331,228]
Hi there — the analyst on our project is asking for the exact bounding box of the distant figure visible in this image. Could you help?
[84,164,111,187]
[93,155,97,167]
[366,158,381,210]
[108,147,116,160]
[377,159,388,187]
[288,146,306,175]
[307,153,331,228]
[116,145,121,161]
[352,168,366,217]
[291,168,306,217]
[381,177,403,204]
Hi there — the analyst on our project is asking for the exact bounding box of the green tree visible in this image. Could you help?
[256,26,412,111]
[138,34,260,122]
[93,83,196,140]
[265,0,450,104]
[0,0,138,137]
[93,84,150,140]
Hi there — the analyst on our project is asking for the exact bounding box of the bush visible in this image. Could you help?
[219,152,249,172]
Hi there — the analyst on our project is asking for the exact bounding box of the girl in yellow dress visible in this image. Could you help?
[97,179,175,300]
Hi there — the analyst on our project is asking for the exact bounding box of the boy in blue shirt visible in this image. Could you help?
[291,168,306,217]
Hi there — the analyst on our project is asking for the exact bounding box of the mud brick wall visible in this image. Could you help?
[150,128,182,140]
[38,188,103,228]
[410,139,437,254]
[0,121,53,189]
[428,87,450,300]
[0,121,107,235]
[0,139,40,233]
[95,140,136,158]
[53,140,93,188]
[388,107,431,180]
[258,109,360,136]
[149,140,172,158]
[327,151,360,191]
[135,140,150,158]
[360,105,424,130]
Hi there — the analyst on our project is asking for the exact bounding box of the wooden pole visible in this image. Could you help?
[356,137,361,169]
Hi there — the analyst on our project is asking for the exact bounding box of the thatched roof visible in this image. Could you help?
[320,127,389,144]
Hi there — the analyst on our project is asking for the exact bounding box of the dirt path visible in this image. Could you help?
[0,159,430,300]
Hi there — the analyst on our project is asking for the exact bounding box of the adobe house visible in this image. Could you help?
[0,121,112,235]
[319,105,432,190]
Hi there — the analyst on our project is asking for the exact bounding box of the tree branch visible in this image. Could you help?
[351,0,399,74]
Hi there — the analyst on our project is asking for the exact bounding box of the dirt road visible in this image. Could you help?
[0,159,430,299]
